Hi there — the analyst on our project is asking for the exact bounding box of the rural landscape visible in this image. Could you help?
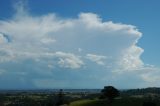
[0,86,160,106]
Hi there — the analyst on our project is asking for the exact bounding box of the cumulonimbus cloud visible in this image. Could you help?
[0,1,158,89]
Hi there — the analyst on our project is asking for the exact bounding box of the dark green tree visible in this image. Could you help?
[56,89,64,106]
[143,102,156,106]
[100,86,119,104]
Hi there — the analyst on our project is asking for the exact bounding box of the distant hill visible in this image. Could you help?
[121,87,160,95]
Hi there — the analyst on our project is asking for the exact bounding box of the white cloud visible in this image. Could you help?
[117,45,144,71]
[86,54,107,65]
[55,52,84,69]
[41,38,56,44]
[140,67,160,83]
[0,2,158,88]
[0,33,8,44]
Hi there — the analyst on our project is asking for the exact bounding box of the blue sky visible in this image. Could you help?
[0,0,160,89]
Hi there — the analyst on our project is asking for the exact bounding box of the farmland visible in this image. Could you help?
[0,87,160,106]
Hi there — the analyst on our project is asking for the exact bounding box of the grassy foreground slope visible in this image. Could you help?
[69,99,107,106]
[69,98,156,106]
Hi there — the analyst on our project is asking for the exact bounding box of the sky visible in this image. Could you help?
[0,0,160,89]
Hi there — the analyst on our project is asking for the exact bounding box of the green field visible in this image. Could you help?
[69,99,108,106]
[69,98,159,106]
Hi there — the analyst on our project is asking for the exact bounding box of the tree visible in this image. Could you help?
[143,102,156,106]
[100,86,119,104]
[56,89,64,106]
[0,94,4,106]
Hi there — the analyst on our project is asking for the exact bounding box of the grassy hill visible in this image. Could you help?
[69,99,108,106]
[69,98,159,106]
